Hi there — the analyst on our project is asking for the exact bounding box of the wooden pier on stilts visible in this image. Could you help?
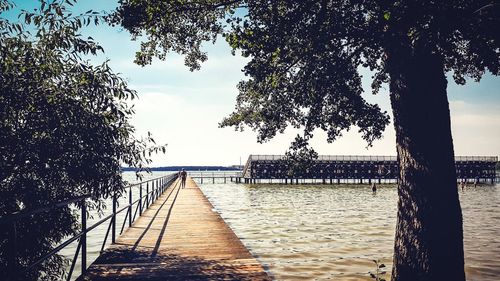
[78,178,271,281]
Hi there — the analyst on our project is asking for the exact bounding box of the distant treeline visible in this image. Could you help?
[122,166,242,172]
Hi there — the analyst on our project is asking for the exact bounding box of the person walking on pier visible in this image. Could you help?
[180,169,187,188]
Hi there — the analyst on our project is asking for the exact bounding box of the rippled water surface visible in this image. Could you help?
[199,183,500,281]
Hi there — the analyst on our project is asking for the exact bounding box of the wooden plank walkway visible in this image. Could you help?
[78,178,271,281]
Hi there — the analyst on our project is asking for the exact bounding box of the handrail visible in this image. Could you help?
[243,154,498,163]
[0,195,90,225]
[5,173,178,281]
[0,175,170,224]
[242,155,253,178]
[187,171,242,177]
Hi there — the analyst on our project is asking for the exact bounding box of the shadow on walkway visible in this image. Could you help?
[78,247,270,281]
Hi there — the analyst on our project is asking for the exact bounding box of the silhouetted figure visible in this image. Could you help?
[372,183,377,193]
[474,177,479,187]
[460,179,466,191]
[181,169,187,188]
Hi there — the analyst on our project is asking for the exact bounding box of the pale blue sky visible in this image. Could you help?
[6,0,500,166]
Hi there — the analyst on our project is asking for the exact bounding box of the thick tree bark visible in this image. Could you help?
[387,47,465,281]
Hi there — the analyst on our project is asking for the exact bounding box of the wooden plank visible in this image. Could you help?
[78,178,271,281]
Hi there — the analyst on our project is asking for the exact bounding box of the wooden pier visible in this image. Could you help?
[78,178,270,281]
[188,171,241,184]
[241,155,498,184]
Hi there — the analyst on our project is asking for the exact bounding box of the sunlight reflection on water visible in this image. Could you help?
[199,182,500,281]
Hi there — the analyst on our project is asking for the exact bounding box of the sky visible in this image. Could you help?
[6,1,500,166]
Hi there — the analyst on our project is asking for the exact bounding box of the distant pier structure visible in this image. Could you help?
[237,155,498,184]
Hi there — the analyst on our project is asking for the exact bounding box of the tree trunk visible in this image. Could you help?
[387,47,465,281]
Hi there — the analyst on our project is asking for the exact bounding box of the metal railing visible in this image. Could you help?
[454,156,498,162]
[246,154,498,162]
[188,171,242,178]
[242,156,253,178]
[0,173,178,281]
[246,155,398,162]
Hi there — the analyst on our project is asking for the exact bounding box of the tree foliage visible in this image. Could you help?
[112,1,499,280]
[112,0,499,152]
[0,0,165,279]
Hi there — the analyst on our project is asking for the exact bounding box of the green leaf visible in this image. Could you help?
[383,11,391,21]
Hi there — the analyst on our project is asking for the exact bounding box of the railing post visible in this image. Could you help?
[154,180,158,200]
[112,192,116,244]
[128,187,132,227]
[139,183,143,215]
[8,221,17,280]
[152,181,155,201]
[81,200,87,274]
[146,182,149,208]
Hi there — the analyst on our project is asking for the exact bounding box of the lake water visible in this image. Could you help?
[60,173,499,280]
[198,182,500,281]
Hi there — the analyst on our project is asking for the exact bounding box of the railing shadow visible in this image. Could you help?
[77,247,270,281]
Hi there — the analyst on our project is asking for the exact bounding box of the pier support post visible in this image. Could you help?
[112,192,116,244]
[81,200,87,274]
[139,184,143,215]
[129,187,132,227]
